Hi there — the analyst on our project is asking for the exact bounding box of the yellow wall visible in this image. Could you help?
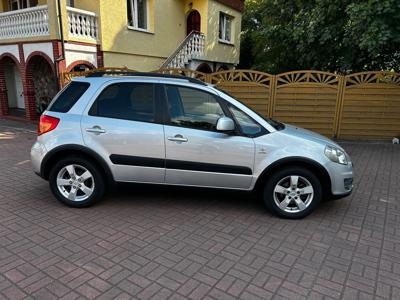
[103,52,164,71]
[205,0,241,65]
[0,0,6,11]
[182,0,208,35]
[0,0,242,68]
[72,0,100,13]
[101,0,241,69]
[100,0,187,69]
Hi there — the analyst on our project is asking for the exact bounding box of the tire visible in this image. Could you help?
[263,166,322,219]
[49,156,105,208]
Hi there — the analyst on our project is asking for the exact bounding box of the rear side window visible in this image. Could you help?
[48,81,90,113]
[89,83,155,122]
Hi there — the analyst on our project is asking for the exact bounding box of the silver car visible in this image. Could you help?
[31,71,353,218]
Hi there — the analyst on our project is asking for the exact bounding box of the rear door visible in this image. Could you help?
[81,81,166,183]
[162,84,255,189]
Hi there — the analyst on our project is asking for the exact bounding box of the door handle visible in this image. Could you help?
[168,134,188,142]
[86,126,106,134]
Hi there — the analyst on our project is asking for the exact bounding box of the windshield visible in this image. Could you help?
[214,87,285,131]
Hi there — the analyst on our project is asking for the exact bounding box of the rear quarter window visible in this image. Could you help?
[47,81,90,113]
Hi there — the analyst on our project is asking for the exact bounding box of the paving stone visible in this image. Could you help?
[0,119,399,299]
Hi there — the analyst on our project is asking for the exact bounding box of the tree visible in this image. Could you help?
[239,0,400,73]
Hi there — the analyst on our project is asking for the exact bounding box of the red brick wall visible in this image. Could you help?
[97,44,104,68]
[0,63,8,116]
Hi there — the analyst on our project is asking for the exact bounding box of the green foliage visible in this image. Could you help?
[239,0,400,73]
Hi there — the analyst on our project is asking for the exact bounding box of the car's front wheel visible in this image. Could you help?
[263,167,322,218]
[49,156,105,207]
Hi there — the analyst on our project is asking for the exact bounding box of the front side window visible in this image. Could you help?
[90,83,155,122]
[219,12,233,42]
[166,85,225,131]
[228,104,263,136]
[127,0,148,30]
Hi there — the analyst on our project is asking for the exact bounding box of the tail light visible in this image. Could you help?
[38,115,60,135]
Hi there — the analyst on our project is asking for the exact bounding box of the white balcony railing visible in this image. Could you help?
[67,7,98,41]
[162,31,206,69]
[0,5,49,39]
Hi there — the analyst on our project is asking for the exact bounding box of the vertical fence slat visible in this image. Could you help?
[269,75,277,118]
[333,75,345,138]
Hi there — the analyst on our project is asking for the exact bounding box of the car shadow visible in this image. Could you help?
[100,182,268,214]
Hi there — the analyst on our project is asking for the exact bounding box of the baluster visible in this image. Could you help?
[28,12,33,36]
[45,8,49,35]
[72,13,77,35]
[86,16,93,38]
[93,16,97,39]
[13,14,17,37]
[77,15,82,36]
[68,13,72,35]
[33,11,38,36]
[81,16,86,37]
[36,10,41,35]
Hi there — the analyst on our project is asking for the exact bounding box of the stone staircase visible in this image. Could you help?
[161,31,205,69]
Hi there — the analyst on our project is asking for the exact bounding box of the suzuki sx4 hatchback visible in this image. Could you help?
[31,72,353,219]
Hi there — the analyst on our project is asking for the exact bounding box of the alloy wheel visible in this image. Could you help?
[56,164,95,202]
[273,175,314,213]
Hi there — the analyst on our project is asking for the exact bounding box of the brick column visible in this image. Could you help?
[96,44,104,68]
[0,63,9,116]
[53,41,66,88]
[19,44,37,121]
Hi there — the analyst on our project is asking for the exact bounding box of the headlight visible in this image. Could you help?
[325,145,348,165]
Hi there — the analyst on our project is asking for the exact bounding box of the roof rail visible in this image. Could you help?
[86,70,207,86]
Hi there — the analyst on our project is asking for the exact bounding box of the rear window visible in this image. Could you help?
[48,81,90,113]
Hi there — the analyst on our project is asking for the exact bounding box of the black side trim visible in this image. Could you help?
[109,155,252,175]
[110,155,165,168]
[166,159,252,175]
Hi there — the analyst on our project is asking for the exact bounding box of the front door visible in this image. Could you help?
[187,10,201,35]
[163,84,255,189]
[14,65,24,109]
[81,82,165,183]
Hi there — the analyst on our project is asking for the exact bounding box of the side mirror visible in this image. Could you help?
[216,117,235,132]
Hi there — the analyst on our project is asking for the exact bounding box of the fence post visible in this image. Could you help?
[205,73,212,84]
[333,75,346,138]
[269,75,277,118]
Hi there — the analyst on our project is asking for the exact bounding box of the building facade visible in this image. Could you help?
[0,0,244,120]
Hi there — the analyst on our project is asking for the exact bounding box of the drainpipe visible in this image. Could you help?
[55,0,66,89]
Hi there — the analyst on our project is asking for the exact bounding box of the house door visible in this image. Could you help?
[187,10,201,35]
[14,65,24,109]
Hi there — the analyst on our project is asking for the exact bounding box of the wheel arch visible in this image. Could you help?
[254,157,332,197]
[41,144,115,184]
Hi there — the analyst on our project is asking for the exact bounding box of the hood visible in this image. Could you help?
[281,124,342,149]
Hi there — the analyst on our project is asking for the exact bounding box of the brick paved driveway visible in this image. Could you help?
[0,119,399,300]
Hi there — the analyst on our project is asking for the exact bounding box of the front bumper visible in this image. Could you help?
[325,160,354,197]
[31,141,47,177]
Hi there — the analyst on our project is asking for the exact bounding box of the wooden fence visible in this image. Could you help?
[62,68,400,140]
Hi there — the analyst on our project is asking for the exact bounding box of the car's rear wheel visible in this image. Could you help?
[49,156,105,207]
[263,167,322,218]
